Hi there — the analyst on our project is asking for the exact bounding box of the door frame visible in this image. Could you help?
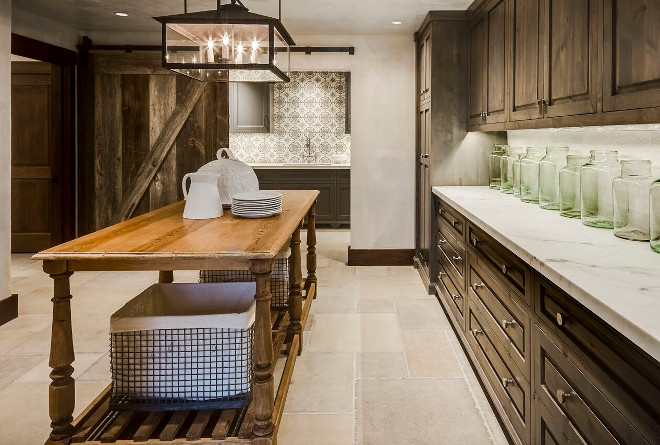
[11,33,77,244]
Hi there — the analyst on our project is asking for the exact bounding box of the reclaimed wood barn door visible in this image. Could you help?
[78,53,229,233]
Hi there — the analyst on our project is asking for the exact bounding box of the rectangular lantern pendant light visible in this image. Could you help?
[154,0,295,82]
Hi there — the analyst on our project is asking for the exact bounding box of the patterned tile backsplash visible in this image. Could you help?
[229,71,351,164]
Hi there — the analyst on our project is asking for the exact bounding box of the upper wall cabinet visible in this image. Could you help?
[418,29,432,104]
[541,0,598,118]
[229,82,271,133]
[602,0,660,112]
[467,0,659,130]
[509,0,598,121]
[509,0,543,121]
[468,0,507,126]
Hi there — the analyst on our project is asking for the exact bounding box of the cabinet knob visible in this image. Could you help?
[472,283,484,291]
[556,389,573,404]
[439,208,444,214]
[472,328,483,336]
[501,264,509,274]
[452,255,462,262]
[501,377,515,388]
[451,219,458,226]
[471,238,479,247]
[452,294,463,301]
[501,319,517,330]
[556,312,566,326]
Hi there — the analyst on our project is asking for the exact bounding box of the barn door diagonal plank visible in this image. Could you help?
[114,80,206,223]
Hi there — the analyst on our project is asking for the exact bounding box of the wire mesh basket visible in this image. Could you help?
[109,282,256,411]
[200,245,291,309]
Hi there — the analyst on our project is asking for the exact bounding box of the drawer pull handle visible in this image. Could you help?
[472,283,484,291]
[472,328,483,336]
[556,389,573,404]
[556,312,566,326]
[452,255,462,262]
[501,319,517,329]
[501,264,508,274]
[471,238,479,247]
[439,239,447,244]
[452,294,463,301]
[439,208,444,214]
[501,377,515,388]
[451,219,458,227]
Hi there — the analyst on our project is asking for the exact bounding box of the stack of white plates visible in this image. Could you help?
[231,191,283,218]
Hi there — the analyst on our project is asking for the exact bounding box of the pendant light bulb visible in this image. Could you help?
[237,42,244,53]
[251,37,259,51]
[222,32,230,46]
[207,39,214,49]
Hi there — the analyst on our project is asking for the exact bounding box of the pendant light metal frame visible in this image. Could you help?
[155,0,295,82]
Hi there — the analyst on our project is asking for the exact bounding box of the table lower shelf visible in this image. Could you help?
[63,284,315,445]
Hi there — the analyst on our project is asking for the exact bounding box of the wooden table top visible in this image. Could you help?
[33,190,318,271]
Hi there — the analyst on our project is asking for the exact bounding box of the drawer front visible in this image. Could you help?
[468,261,531,381]
[438,200,465,239]
[438,226,465,279]
[437,264,465,328]
[535,325,650,445]
[468,303,531,444]
[536,278,660,441]
[467,223,530,304]
[534,400,575,445]
[437,245,464,293]
[277,169,337,183]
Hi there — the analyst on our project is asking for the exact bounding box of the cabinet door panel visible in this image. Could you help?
[542,0,598,117]
[603,0,660,111]
[311,183,335,223]
[337,183,350,223]
[486,0,508,123]
[510,0,543,121]
[469,17,487,126]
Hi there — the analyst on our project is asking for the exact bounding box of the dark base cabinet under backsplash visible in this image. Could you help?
[430,195,660,445]
[255,168,350,228]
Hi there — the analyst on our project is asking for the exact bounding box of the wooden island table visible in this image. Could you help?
[32,190,319,445]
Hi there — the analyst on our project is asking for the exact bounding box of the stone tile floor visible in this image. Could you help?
[1,230,507,445]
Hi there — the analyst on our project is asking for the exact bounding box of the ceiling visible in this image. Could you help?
[13,0,472,36]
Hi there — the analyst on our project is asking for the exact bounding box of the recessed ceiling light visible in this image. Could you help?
[115,12,128,17]
[392,20,403,25]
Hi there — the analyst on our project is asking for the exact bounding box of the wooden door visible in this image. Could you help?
[509,0,543,121]
[468,16,487,126]
[416,105,431,268]
[603,0,660,111]
[485,0,508,123]
[418,29,432,104]
[541,0,598,117]
[11,62,63,252]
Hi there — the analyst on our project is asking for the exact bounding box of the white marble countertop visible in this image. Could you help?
[433,186,660,362]
[250,163,350,169]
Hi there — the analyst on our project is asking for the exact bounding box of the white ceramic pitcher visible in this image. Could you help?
[182,173,223,219]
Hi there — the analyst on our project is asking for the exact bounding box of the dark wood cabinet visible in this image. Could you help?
[602,0,660,112]
[432,194,660,445]
[417,104,432,273]
[469,0,508,126]
[509,0,543,121]
[467,0,659,130]
[541,0,598,118]
[254,168,349,227]
[418,29,432,104]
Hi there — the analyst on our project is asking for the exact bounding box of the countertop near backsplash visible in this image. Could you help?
[230,71,351,164]
[433,186,660,362]
[250,163,350,169]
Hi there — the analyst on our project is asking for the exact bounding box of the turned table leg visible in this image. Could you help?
[306,201,317,298]
[158,271,174,283]
[44,262,75,443]
[287,222,303,352]
[249,259,275,442]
